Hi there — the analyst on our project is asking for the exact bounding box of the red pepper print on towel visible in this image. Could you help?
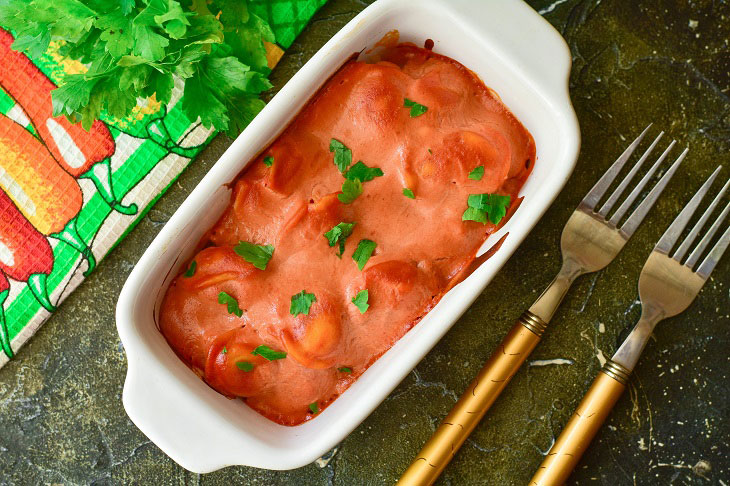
[0,113,83,235]
[0,190,54,279]
[0,189,55,311]
[0,271,11,358]
[0,28,115,176]
[0,28,131,216]
[0,112,94,300]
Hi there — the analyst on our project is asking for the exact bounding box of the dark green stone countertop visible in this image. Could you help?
[1,0,728,484]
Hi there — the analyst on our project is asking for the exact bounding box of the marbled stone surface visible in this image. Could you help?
[0,0,728,484]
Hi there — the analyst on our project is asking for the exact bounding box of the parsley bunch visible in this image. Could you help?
[0,0,274,136]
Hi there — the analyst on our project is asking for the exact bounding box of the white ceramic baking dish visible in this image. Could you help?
[116,0,579,473]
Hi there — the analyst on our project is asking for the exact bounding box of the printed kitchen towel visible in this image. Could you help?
[0,0,327,367]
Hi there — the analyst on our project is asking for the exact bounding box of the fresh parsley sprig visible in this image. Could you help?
[183,260,197,277]
[290,290,316,317]
[251,345,287,361]
[351,289,369,313]
[329,139,383,204]
[338,178,363,204]
[218,291,243,317]
[462,193,511,225]
[468,166,485,180]
[329,138,352,173]
[236,361,254,372]
[234,241,274,270]
[352,239,376,270]
[404,98,428,117]
[324,222,356,257]
[0,0,274,135]
[345,161,383,182]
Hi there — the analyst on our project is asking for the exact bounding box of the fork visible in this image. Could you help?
[529,167,729,486]
[397,125,687,486]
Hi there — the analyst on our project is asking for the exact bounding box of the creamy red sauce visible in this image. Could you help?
[160,44,535,425]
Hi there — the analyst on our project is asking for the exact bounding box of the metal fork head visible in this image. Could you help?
[639,168,729,319]
[560,125,686,273]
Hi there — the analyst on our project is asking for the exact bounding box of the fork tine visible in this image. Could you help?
[596,131,664,217]
[581,124,652,210]
[619,147,687,236]
[687,199,730,270]
[653,166,722,254]
[696,220,730,280]
[674,177,730,261]
[609,140,676,225]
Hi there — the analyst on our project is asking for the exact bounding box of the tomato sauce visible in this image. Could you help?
[159,45,535,425]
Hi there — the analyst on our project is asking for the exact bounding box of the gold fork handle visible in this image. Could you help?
[529,360,631,486]
[397,312,545,486]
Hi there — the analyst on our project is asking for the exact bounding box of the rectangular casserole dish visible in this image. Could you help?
[116,0,580,472]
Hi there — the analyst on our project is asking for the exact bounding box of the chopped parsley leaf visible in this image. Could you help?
[263,155,274,167]
[309,402,320,414]
[345,161,384,182]
[324,222,356,257]
[221,346,227,354]
[234,241,274,270]
[183,260,197,277]
[404,98,428,117]
[338,367,352,373]
[251,345,287,361]
[218,292,243,317]
[329,138,352,173]
[338,178,363,204]
[236,361,254,372]
[468,166,485,180]
[290,290,317,316]
[462,207,487,223]
[403,188,415,199]
[337,161,382,204]
[428,148,433,154]
[353,239,376,271]
[351,289,369,313]
[462,194,511,225]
